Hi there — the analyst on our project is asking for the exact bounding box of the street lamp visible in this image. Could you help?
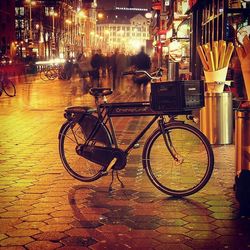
[50,11,58,41]
[77,10,87,53]
[65,19,72,58]
[50,11,58,57]
[25,0,36,43]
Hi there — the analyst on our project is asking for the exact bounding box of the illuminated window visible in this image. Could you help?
[15,7,24,16]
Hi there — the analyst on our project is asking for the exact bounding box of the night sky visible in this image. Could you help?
[96,0,152,10]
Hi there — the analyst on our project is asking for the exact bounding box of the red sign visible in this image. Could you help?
[152,1,162,10]
[188,0,197,9]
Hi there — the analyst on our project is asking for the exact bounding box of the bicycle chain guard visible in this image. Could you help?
[76,145,127,171]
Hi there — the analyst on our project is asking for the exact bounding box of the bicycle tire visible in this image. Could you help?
[47,68,57,80]
[40,70,49,81]
[2,79,16,97]
[142,123,214,197]
[59,116,113,182]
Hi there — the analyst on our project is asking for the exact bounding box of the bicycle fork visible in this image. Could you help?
[158,117,184,165]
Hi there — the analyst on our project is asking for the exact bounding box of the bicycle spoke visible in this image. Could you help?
[59,119,112,182]
[143,124,213,196]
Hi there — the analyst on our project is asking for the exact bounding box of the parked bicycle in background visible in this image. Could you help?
[0,73,16,97]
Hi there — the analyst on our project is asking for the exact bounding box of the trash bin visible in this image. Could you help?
[200,92,233,144]
[168,61,179,80]
[235,106,250,175]
[234,104,250,216]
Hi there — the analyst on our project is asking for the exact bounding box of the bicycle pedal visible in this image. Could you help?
[106,157,118,172]
[133,143,140,149]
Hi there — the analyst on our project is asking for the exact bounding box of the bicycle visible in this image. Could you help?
[0,74,16,97]
[58,69,214,197]
[39,64,66,81]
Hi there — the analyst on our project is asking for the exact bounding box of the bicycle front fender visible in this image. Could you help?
[142,121,184,168]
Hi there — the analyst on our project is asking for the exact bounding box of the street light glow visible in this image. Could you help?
[65,19,72,25]
[25,0,36,6]
[97,12,104,19]
[78,10,87,19]
[50,11,58,17]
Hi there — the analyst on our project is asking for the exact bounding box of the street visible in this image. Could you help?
[0,74,249,249]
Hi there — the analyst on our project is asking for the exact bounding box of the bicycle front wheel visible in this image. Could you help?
[59,120,112,182]
[143,123,214,197]
[2,79,16,97]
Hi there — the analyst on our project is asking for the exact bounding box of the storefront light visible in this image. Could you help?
[145,12,152,19]
[130,39,142,50]
[169,40,182,62]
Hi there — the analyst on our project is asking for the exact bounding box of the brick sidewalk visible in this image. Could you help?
[0,77,249,249]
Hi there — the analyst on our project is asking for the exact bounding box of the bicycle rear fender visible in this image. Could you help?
[64,106,96,121]
[59,106,113,146]
[79,114,113,146]
[58,121,69,140]
[58,106,94,140]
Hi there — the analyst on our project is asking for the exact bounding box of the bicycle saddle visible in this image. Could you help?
[89,87,113,97]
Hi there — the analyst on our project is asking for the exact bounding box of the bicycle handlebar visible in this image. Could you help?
[122,68,163,80]
[122,71,135,76]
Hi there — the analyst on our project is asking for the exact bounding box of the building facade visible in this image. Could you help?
[14,0,97,60]
[150,0,190,72]
[96,7,151,55]
[0,0,16,58]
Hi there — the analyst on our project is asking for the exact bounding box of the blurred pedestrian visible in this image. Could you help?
[110,48,119,90]
[132,46,152,85]
[151,51,159,71]
[90,50,102,86]
[99,50,107,78]
[64,58,74,80]
[134,46,151,71]
[116,49,128,85]
[77,52,92,92]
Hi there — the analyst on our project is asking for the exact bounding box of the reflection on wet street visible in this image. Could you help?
[0,74,249,249]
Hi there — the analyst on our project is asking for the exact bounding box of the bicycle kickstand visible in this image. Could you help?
[116,170,125,188]
[108,170,125,193]
[108,170,115,192]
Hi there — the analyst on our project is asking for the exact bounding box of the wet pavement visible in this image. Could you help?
[0,74,249,250]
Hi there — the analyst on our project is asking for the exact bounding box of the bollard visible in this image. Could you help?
[234,104,250,216]
[235,107,250,174]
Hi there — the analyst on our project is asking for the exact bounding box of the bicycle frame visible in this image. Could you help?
[95,100,192,154]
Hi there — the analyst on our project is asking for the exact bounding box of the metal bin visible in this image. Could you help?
[235,107,250,175]
[200,92,233,144]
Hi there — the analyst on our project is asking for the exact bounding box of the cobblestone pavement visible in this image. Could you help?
[0,75,249,250]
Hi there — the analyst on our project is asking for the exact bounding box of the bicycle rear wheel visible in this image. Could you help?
[143,123,214,197]
[59,118,112,182]
[2,79,16,97]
